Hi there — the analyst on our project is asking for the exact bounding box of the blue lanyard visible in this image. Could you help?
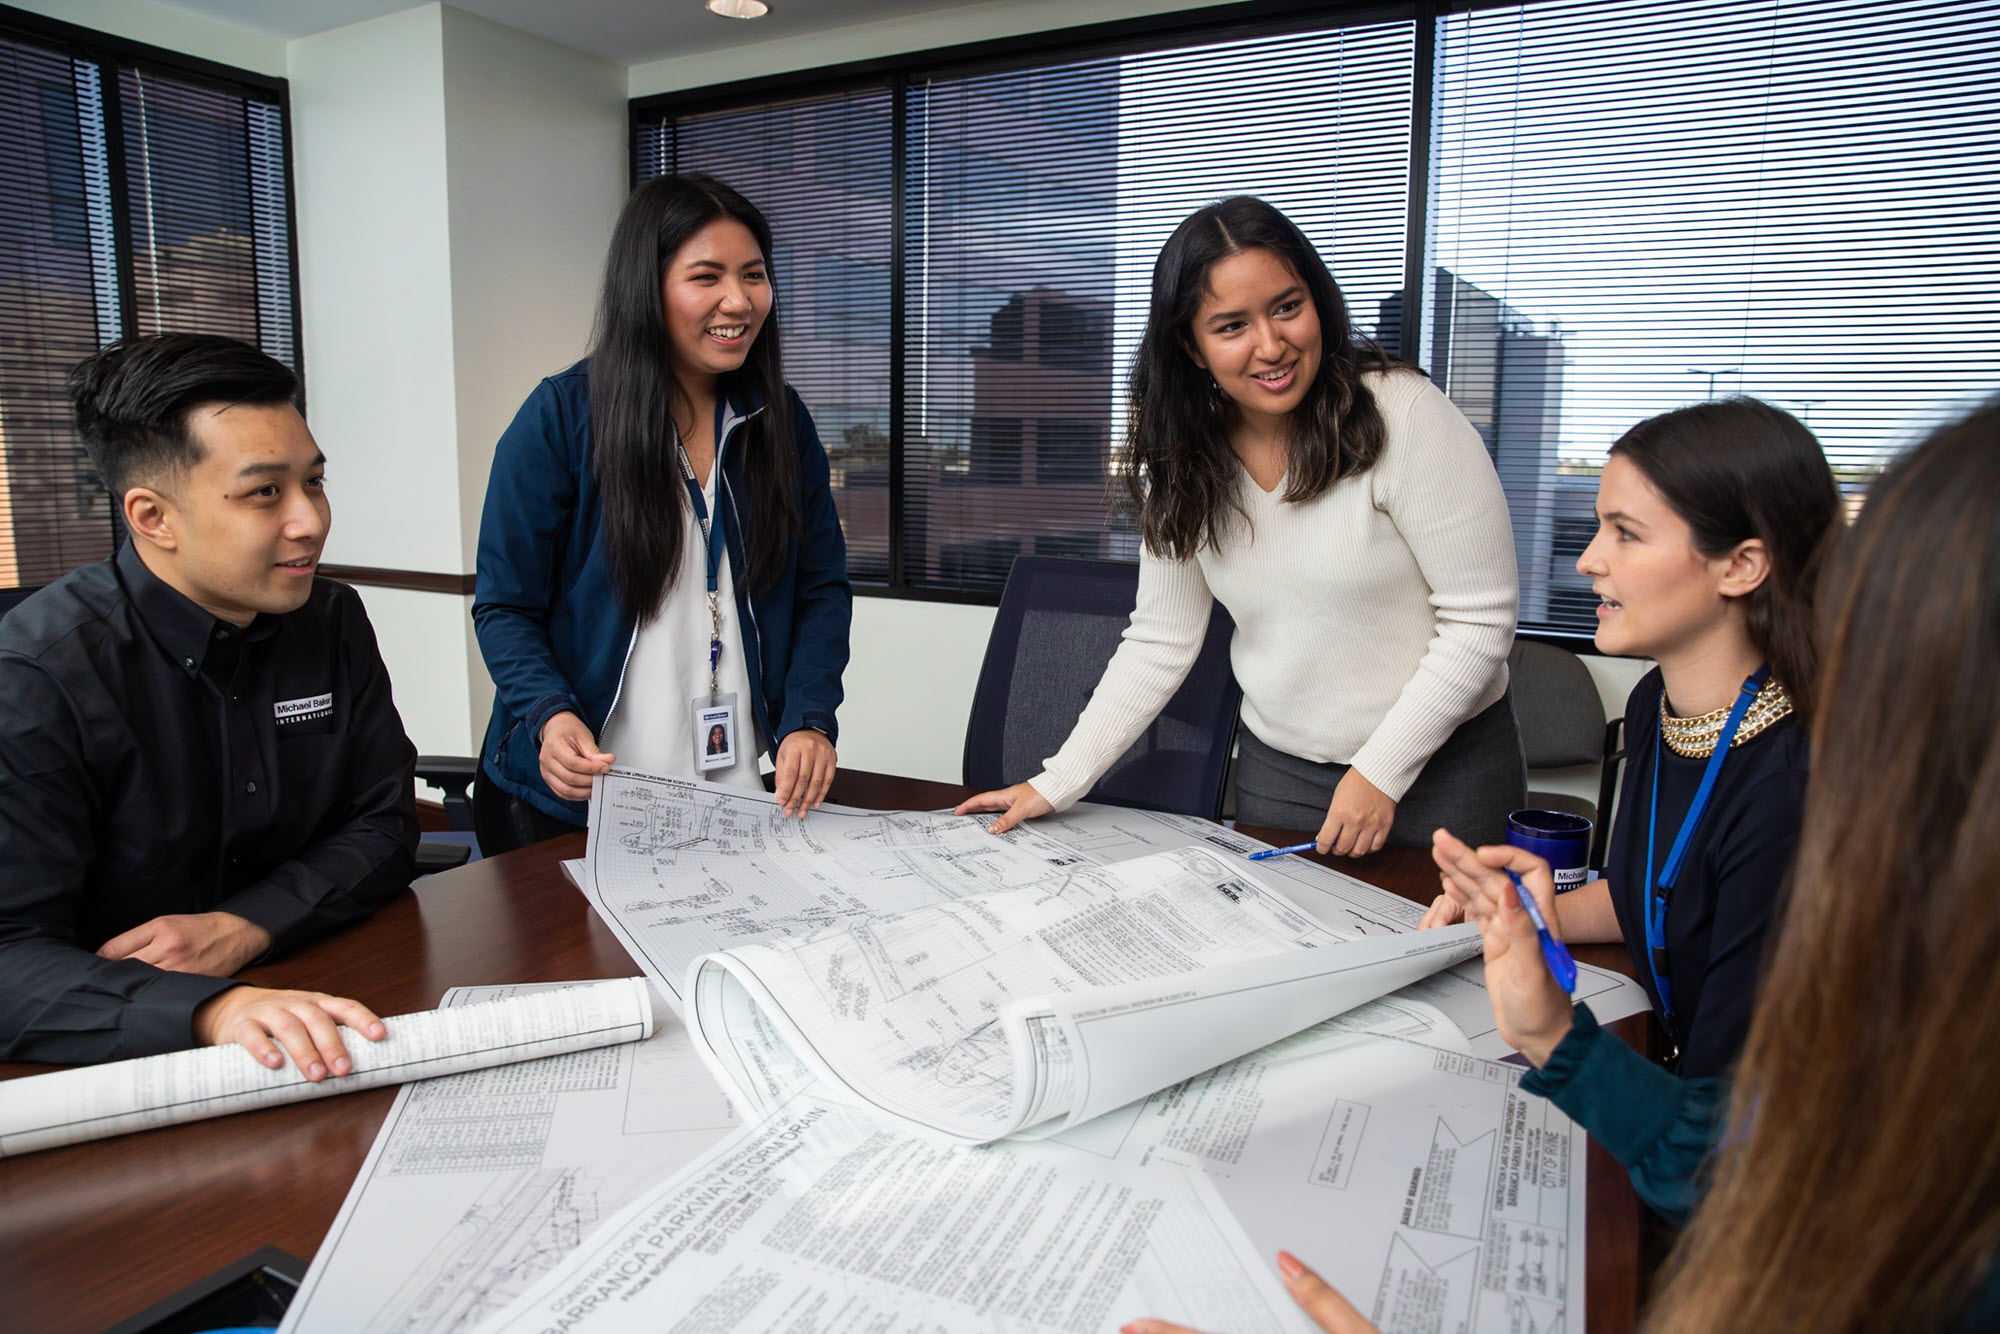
[677,402,730,689]
[677,402,729,594]
[1643,665,1769,1027]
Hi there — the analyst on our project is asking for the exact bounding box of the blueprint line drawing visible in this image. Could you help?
[279,984,740,1334]
[367,1167,606,1332]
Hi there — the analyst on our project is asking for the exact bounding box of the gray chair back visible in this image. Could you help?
[1508,639,1605,768]
[964,556,1240,819]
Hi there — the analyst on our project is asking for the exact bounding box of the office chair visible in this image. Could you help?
[0,584,42,623]
[963,555,1240,820]
[1507,638,1623,868]
[414,755,480,873]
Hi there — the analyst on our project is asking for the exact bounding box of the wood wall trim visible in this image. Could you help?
[319,565,476,595]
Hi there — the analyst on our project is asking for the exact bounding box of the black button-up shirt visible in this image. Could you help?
[0,543,418,1063]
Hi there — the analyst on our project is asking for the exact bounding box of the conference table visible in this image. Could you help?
[0,770,1650,1334]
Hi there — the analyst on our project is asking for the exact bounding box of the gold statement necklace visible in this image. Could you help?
[1659,676,1793,759]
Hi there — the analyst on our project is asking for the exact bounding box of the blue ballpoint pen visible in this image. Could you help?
[1507,868,1578,994]
[1248,841,1317,861]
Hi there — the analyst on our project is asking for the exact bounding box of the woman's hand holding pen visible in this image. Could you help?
[1430,829,1574,1067]
[954,781,1054,834]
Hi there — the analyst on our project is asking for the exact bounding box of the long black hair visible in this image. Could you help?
[1609,396,1842,721]
[590,172,798,621]
[1126,196,1395,559]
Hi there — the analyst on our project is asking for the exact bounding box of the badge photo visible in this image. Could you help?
[693,693,738,772]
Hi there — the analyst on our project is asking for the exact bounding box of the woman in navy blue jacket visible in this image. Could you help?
[472,174,851,853]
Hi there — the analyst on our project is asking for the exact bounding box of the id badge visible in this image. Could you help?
[693,692,738,772]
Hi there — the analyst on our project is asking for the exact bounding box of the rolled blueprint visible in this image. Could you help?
[0,976,654,1157]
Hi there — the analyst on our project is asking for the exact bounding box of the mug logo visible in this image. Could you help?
[275,692,334,725]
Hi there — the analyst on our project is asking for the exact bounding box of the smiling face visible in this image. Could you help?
[661,217,772,389]
[1184,246,1323,429]
[1579,454,1760,661]
[127,401,330,626]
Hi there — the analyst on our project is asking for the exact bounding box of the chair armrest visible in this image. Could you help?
[415,754,479,831]
[414,838,473,874]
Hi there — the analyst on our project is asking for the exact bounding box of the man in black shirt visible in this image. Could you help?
[0,334,418,1072]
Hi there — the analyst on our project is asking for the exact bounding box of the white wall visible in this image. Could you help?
[284,4,625,760]
[440,5,627,575]
[839,598,998,784]
[291,7,461,576]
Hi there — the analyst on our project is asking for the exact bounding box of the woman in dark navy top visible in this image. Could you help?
[1426,397,1839,1077]
[1602,668,1807,1074]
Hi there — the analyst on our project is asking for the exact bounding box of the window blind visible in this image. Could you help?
[0,25,297,592]
[902,24,1414,594]
[641,88,896,583]
[639,18,1412,596]
[1426,0,2000,633]
[0,36,116,589]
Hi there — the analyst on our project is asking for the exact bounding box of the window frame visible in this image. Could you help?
[0,2,307,407]
[630,0,1429,609]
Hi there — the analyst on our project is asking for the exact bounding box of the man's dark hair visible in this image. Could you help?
[68,334,299,499]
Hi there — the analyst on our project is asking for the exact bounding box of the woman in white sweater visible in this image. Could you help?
[956,197,1523,854]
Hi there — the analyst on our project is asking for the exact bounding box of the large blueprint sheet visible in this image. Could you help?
[578,771,1096,1006]
[474,1088,1316,1334]
[280,983,739,1334]
[1065,1013,1589,1333]
[575,774,1649,1058]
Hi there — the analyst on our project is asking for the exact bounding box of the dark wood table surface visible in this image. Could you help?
[0,770,1648,1334]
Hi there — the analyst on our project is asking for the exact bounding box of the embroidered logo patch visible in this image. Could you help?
[275,692,334,725]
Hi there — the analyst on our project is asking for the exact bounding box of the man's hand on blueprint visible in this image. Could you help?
[1121,1250,1380,1334]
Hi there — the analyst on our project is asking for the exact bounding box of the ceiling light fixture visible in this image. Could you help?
[706,0,770,17]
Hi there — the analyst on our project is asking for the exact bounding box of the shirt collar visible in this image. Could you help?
[114,541,274,678]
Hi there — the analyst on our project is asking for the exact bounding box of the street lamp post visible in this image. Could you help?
[1786,398,1826,428]
[1687,366,1740,400]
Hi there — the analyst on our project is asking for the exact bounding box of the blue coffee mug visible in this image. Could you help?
[1506,809,1593,893]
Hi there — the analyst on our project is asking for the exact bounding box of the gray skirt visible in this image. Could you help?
[1234,692,1526,848]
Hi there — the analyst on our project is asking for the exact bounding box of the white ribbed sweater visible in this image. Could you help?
[1028,370,1519,808]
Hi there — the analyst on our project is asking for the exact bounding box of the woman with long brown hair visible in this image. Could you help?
[1124,398,2000,1334]
[958,196,1524,856]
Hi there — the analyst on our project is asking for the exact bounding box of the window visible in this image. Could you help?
[641,87,894,584]
[0,17,299,591]
[635,0,1998,618]
[1426,0,2000,635]
[1035,419,1106,484]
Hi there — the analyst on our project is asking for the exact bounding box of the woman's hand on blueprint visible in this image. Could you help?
[775,728,837,817]
[1121,1250,1380,1334]
[954,781,1054,834]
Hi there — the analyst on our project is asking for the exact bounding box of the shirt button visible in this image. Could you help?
[183,658,195,669]
[245,781,258,794]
